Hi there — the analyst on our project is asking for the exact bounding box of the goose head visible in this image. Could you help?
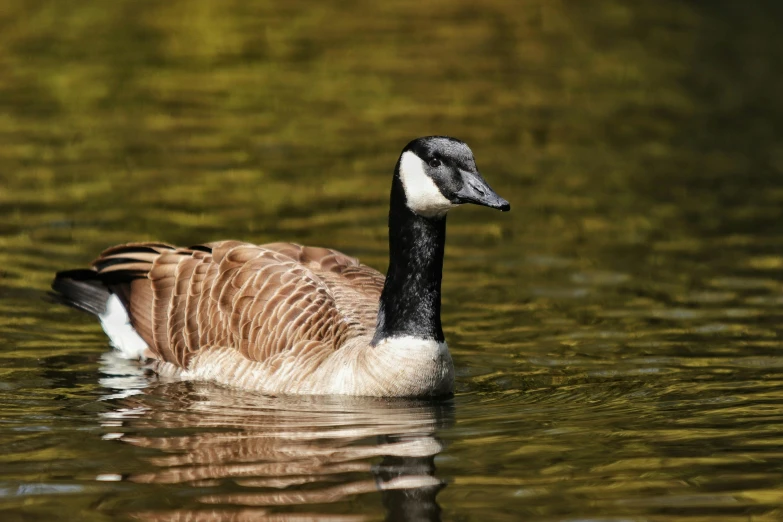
[394,136,510,218]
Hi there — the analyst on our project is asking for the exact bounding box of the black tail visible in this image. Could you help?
[50,269,111,316]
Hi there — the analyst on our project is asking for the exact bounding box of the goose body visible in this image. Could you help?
[52,136,509,397]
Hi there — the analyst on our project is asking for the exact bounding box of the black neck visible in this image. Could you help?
[372,175,446,345]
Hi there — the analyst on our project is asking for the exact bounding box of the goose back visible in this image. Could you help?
[93,241,385,370]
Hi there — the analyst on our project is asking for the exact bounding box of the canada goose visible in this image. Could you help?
[52,136,510,397]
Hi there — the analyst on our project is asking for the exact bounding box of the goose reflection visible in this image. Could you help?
[98,353,452,521]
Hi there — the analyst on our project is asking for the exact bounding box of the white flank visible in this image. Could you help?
[398,151,455,217]
[159,334,455,397]
[98,294,148,359]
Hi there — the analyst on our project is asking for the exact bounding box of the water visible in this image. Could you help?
[2,0,783,520]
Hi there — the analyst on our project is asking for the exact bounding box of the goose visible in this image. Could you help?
[52,136,510,397]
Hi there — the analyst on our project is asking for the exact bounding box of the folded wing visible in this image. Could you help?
[91,241,385,367]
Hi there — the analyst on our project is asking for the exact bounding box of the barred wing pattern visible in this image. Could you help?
[93,241,385,368]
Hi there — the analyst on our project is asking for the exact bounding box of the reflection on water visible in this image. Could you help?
[97,355,450,521]
[2,0,783,520]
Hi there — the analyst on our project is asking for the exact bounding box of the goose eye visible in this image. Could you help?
[428,158,441,168]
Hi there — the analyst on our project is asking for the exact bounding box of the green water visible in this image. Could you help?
[2,0,783,520]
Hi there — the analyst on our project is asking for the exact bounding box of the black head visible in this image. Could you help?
[395,136,510,218]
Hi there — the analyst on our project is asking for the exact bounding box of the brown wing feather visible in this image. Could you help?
[90,241,383,369]
[261,242,385,333]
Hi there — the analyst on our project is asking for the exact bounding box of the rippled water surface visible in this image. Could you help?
[3,1,783,520]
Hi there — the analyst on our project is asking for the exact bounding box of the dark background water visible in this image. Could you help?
[2,1,783,520]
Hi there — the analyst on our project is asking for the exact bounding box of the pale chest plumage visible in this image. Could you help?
[156,335,454,397]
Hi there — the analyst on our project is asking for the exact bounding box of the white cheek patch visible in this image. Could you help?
[398,151,455,217]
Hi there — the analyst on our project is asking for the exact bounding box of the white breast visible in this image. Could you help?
[157,334,455,397]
